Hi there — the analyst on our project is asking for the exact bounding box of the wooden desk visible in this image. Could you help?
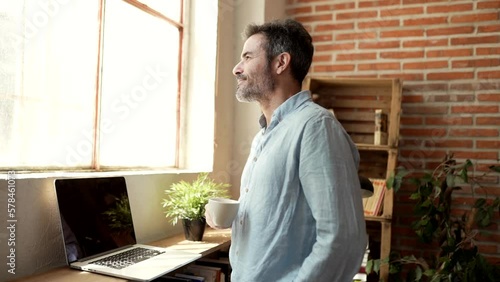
[15,228,231,282]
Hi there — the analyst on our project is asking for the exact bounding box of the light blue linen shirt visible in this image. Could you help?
[229,90,367,282]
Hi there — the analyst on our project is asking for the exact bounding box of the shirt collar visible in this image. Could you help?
[258,90,312,129]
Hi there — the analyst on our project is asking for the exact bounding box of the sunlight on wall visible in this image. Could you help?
[181,0,218,171]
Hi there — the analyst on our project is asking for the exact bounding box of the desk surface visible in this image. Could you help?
[15,228,231,282]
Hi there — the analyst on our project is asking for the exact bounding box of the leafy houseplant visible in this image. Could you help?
[161,173,230,241]
[368,154,500,281]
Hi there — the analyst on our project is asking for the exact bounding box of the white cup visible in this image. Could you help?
[207,198,239,228]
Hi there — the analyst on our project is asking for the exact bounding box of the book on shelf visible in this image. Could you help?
[156,276,192,282]
[196,258,231,282]
[353,272,367,282]
[362,178,386,216]
[184,264,222,282]
[174,273,206,282]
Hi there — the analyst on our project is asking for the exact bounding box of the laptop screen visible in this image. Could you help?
[55,177,137,263]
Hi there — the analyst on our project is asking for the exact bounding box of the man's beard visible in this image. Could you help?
[235,66,275,103]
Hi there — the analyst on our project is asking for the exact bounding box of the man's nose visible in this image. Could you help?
[233,61,243,76]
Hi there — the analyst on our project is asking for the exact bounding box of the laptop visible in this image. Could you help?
[54,176,201,281]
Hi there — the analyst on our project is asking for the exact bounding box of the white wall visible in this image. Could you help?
[183,0,218,171]
[229,0,287,195]
[0,173,198,281]
[0,0,286,280]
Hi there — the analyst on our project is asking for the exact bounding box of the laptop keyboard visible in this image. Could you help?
[91,247,165,270]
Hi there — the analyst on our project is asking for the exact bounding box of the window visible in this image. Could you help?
[0,0,201,171]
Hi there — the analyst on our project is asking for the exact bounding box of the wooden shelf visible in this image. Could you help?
[305,77,401,146]
[365,215,392,223]
[356,144,398,152]
[303,76,402,282]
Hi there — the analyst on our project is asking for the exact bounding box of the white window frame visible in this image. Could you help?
[0,0,219,178]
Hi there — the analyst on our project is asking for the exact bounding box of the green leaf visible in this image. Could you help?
[480,212,491,227]
[407,255,417,260]
[366,259,373,273]
[386,172,395,190]
[474,198,487,208]
[460,168,469,183]
[389,263,399,274]
[415,265,423,281]
[387,167,410,193]
[437,205,445,212]
[409,192,420,200]
[419,217,429,226]
[489,165,500,173]
[423,269,435,277]
[415,229,423,237]
[422,173,433,183]
[421,199,433,207]
[493,197,500,207]
[373,259,381,274]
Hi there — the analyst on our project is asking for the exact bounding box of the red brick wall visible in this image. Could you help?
[286,0,500,264]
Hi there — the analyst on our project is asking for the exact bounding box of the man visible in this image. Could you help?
[206,19,367,281]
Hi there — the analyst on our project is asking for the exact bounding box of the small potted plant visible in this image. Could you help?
[161,173,230,241]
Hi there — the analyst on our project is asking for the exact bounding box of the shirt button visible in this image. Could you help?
[240,219,243,225]
[253,157,257,162]
[245,188,249,193]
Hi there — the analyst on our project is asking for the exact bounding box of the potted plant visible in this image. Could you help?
[367,154,500,281]
[161,173,230,241]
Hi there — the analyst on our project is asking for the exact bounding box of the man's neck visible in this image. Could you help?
[259,84,301,127]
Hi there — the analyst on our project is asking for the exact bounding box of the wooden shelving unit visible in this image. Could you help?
[303,76,402,282]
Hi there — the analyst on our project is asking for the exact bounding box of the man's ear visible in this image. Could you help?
[274,52,291,75]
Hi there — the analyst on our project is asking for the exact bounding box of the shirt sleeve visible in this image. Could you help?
[295,114,367,282]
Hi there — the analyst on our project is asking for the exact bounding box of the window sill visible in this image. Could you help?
[0,168,208,180]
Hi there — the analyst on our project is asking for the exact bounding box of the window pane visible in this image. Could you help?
[0,3,22,168]
[0,0,100,168]
[99,0,179,167]
[138,0,182,23]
